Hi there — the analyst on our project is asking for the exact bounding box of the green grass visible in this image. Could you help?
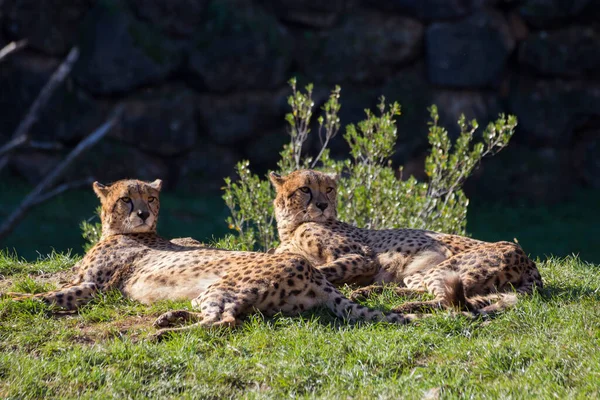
[1,253,599,398]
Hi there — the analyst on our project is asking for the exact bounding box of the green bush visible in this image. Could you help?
[223,78,516,251]
[80,206,102,251]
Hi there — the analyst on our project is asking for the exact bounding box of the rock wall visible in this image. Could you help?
[1,0,599,201]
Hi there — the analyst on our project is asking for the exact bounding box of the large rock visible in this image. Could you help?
[179,143,240,192]
[35,86,110,144]
[0,53,62,143]
[508,77,600,146]
[73,1,181,95]
[10,151,62,183]
[518,0,593,28]
[110,86,197,157]
[318,63,433,165]
[69,141,170,184]
[432,89,503,139]
[465,143,572,203]
[295,11,423,84]
[364,0,476,21]
[128,0,209,37]
[1,0,93,55]
[259,0,348,28]
[244,127,289,173]
[519,26,600,78]
[187,0,291,92]
[426,10,514,88]
[196,88,289,145]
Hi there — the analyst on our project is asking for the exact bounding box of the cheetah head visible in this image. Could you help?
[92,179,162,238]
[270,170,338,228]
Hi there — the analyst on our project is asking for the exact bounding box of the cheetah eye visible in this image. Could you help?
[299,187,310,194]
[120,197,131,203]
[148,196,156,203]
[326,187,334,193]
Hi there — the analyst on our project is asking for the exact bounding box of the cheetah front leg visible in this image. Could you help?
[318,254,379,286]
[7,282,99,310]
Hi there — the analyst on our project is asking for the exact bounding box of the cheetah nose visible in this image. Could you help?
[316,202,328,211]
[137,210,150,221]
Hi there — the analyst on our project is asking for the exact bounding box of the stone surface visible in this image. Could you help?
[432,89,502,138]
[364,0,475,21]
[73,1,181,94]
[196,88,289,145]
[466,143,572,203]
[10,151,62,183]
[259,0,348,28]
[295,11,423,84]
[128,0,208,37]
[1,0,93,55]
[35,86,110,143]
[508,77,600,146]
[244,128,289,172]
[70,141,170,183]
[0,53,59,142]
[426,10,514,88]
[111,86,197,156]
[518,0,593,28]
[323,63,433,164]
[519,26,600,78]
[188,0,291,92]
[179,143,240,191]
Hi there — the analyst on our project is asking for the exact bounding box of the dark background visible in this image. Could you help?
[0,0,598,261]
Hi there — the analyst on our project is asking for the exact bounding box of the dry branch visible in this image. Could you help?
[0,135,28,158]
[0,39,27,63]
[0,47,79,172]
[0,104,124,242]
[30,178,95,207]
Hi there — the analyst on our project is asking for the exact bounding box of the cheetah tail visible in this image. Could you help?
[320,282,422,325]
[440,272,470,310]
[441,272,518,314]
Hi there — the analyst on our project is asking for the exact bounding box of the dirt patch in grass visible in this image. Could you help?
[0,268,76,292]
[70,315,157,343]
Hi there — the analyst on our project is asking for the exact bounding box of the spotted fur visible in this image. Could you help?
[270,170,543,314]
[9,179,432,338]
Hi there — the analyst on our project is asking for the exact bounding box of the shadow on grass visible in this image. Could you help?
[540,283,600,302]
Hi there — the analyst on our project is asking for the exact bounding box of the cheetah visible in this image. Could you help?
[6,178,432,338]
[270,169,543,314]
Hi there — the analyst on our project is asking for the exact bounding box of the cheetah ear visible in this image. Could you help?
[148,179,163,191]
[93,181,110,199]
[325,172,339,183]
[269,172,285,188]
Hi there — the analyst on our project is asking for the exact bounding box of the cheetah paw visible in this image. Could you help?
[153,310,196,328]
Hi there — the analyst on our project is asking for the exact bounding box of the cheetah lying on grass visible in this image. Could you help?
[270,170,543,314]
[7,178,434,338]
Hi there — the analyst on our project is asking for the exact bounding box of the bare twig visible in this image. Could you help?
[0,39,27,63]
[27,141,65,151]
[0,135,28,158]
[0,138,64,157]
[0,104,124,242]
[0,47,79,172]
[30,177,95,207]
